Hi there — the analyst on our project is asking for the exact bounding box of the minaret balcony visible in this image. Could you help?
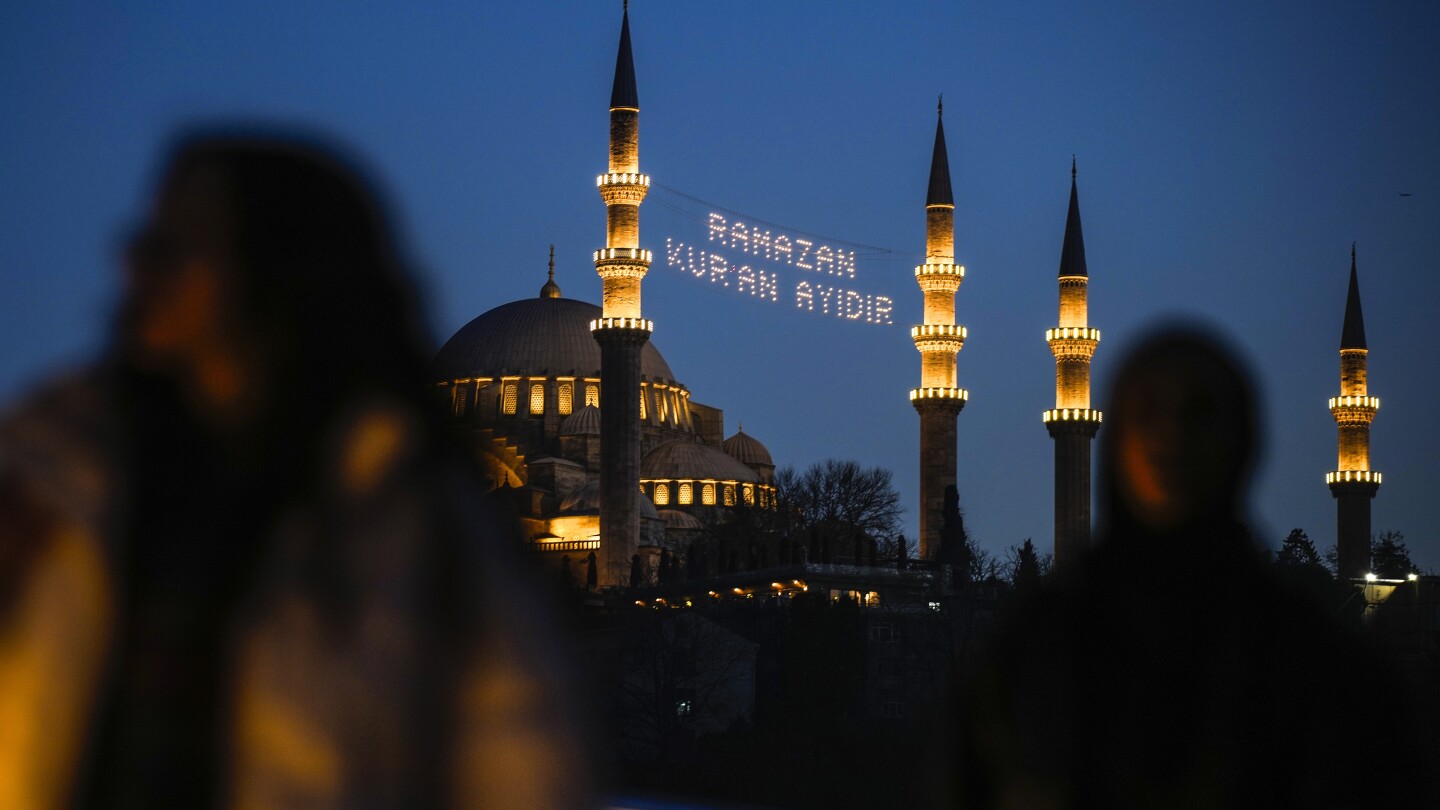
[915,263,964,287]
[1047,328,1099,361]
[1329,395,1379,410]
[1046,327,1100,342]
[1329,396,1378,425]
[911,325,967,355]
[1326,470,1381,485]
[596,172,651,188]
[594,249,652,281]
[590,317,655,333]
[1042,408,1103,424]
[910,387,968,402]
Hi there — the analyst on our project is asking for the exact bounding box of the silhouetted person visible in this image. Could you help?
[953,327,1430,808]
[0,129,592,808]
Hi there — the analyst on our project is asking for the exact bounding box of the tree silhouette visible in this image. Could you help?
[1371,530,1418,578]
[1276,528,1323,569]
[1007,539,1042,590]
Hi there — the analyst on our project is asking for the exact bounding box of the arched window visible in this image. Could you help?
[702,483,716,505]
[678,482,693,505]
[558,383,573,415]
[529,384,544,415]
[452,383,472,417]
[742,484,754,506]
[723,485,735,506]
[655,483,670,506]
[502,383,517,415]
[585,384,599,408]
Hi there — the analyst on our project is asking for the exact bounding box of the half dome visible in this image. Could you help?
[642,440,760,483]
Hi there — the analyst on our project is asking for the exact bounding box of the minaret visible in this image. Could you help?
[1328,244,1380,579]
[1043,158,1102,567]
[592,0,653,587]
[910,97,967,560]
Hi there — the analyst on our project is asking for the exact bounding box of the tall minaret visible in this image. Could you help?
[1328,244,1380,580]
[1043,158,1102,567]
[910,97,967,560]
[592,1,653,587]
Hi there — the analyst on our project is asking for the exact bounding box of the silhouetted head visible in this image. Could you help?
[1100,326,1259,541]
[119,127,431,436]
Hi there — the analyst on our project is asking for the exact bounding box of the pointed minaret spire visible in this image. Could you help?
[610,1,639,110]
[1058,157,1088,278]
[1341,242,1367,349]
[926,97,954,207]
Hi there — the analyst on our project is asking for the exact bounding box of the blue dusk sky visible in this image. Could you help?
[2,2,1437,568]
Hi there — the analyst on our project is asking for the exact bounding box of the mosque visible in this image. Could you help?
[430,4,1383,591]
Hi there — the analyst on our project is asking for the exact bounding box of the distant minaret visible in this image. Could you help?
[911,97,967,560]
[1328,244,1380,579]
[1044,158,1101,567]
[593,1,653,587]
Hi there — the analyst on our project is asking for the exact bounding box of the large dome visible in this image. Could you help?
[432,296,678,383]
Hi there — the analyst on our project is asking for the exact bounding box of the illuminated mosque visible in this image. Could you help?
[431,4,1384,591]
[430,4,774,587]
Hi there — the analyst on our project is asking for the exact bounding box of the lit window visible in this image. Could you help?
[585,384,599,408]
[529,384,544,415]
[676,700,692,717]
[639,388,647,419]
[678,483,693,505]
[742,484,754,506]
[502,383,517,415]
[655,484,669,505]
[558,383,573,415]
[723,485,735,506]
[655,390,665,421]
[702,483,716,505]
[452,383,472,416]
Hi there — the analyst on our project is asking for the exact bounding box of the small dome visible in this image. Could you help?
[723,427,773,467]
[558,479,600,514]
[560,405,601,436]
[642,440,760,483]
[658,509,702,531]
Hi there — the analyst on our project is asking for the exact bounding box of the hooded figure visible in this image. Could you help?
[952,327,1430,808]
[0,130,593,809]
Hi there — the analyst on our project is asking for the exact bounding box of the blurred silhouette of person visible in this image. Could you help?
[0,129,593,808]
[952,327,1429,808]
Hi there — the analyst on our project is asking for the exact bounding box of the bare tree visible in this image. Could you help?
[604,610,757,766]
[776,460,902,562]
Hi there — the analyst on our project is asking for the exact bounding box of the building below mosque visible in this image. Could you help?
[430,260,776,583]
